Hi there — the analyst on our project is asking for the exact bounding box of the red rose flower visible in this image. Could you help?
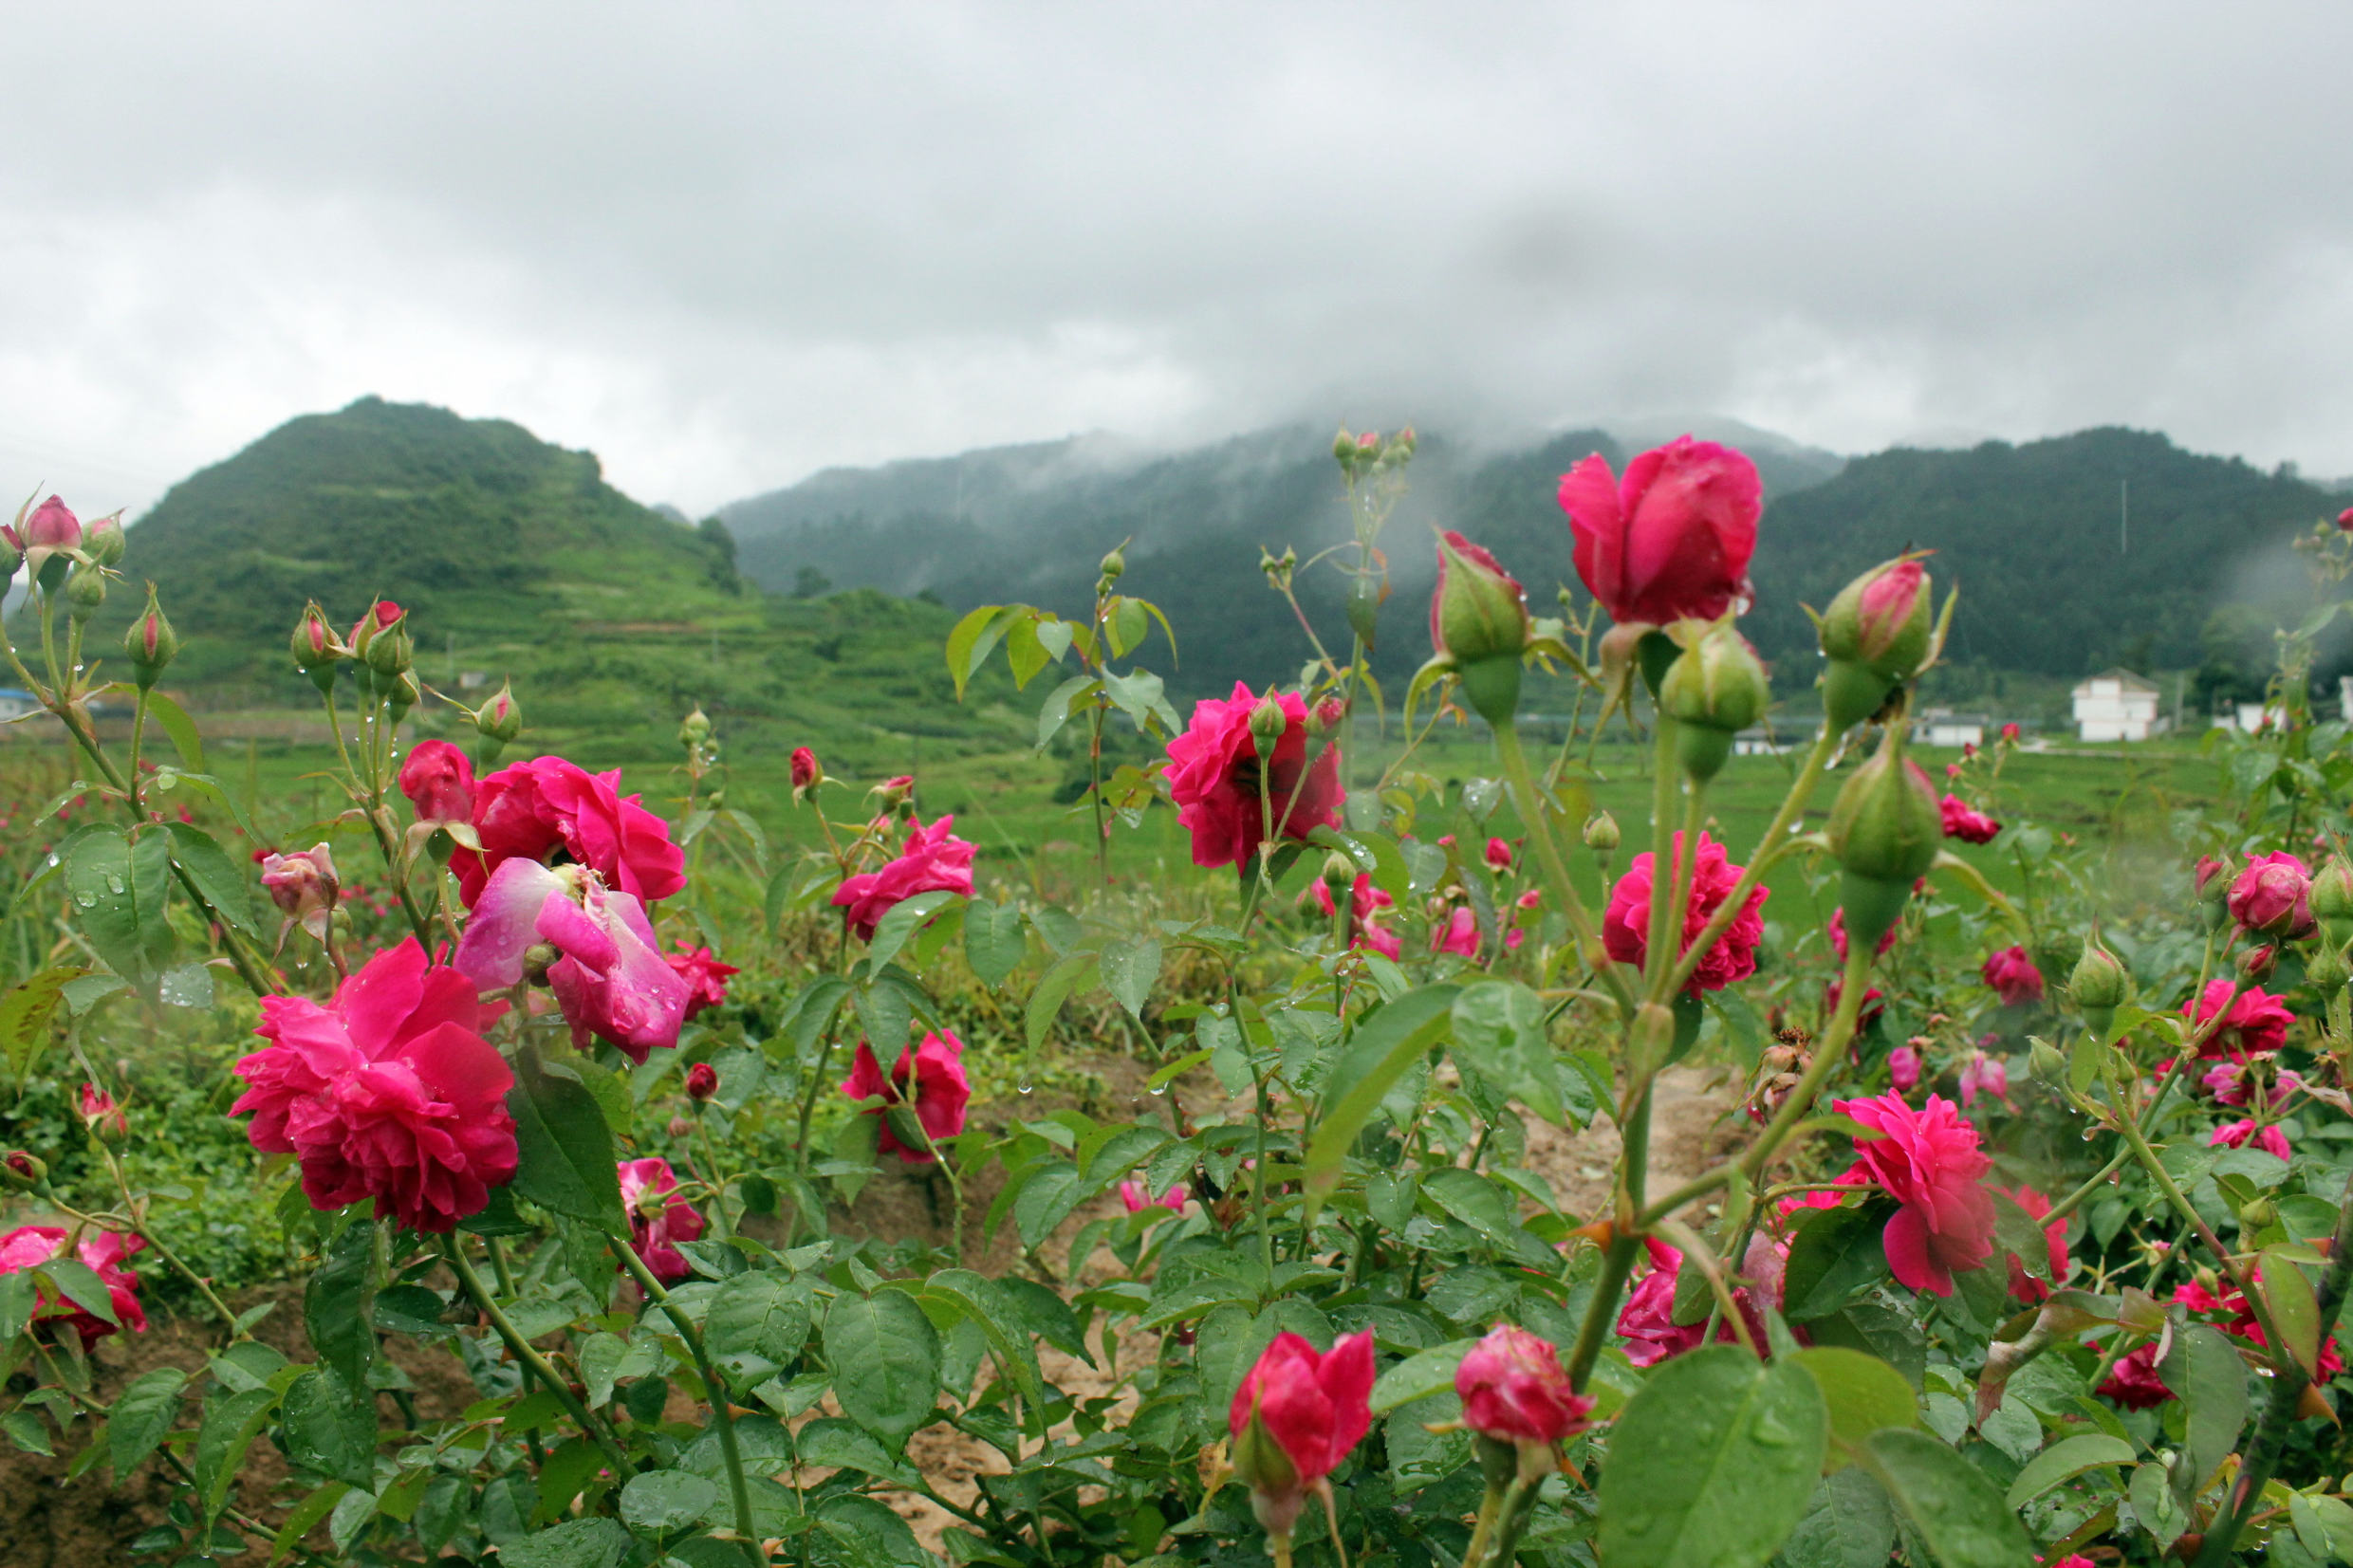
[1601,831,1769,993]
[1555,436,1762,626]
[0,1227,144,1346]
[831,815,977,941]
[841,1031,971,1164]
[398,739,475,826]
[685,1062,719,1101]
[1228,1330,1376,1537]
[232,941,517,1232]
[2099,1344,2172,1409]
[1938,794,2001,844]
[1455,1323,1591,1447]
[451,755,685,909]
[618,1157,705,1282]
[1997,1186,2068,1303]
[2182,980,2292,1059]
[1162,682,1342,869]
[666,947,739,1021]
[1981,946,2045,1005]
[1831,1092,1996,1297]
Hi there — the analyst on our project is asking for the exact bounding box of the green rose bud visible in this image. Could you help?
[124,585,178,690]
[2068,937,2131,1037]
[1818,556,1936,729]
[64,560,106,623]
[1660,622,1771,781]
[2314,857,2353,945]
[1583,810,1621,852]
[1431,531,1531,726]
[1249,695,1288,758]
[1825,729,1943,950]
[2308,939,2350,999]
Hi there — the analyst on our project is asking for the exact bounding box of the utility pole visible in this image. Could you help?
[2121,478,2129,555]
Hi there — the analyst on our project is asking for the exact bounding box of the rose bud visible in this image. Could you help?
[791,746,822,792]
[78,1083,128,1146]
[291,603,345,694]
[65,561,106,622]
[666,1116,695,1138]
[2312,857,2353,944]
[1228,1330,1375,1541]
[1429,531,1532,725]
[124,586,179,691]
[385,669,421,722]
[0,526,18,579]
[1247,696,1289,759]
[1825,730,1943,952]
[2194,855,2231,904]
[0,1153,46,1191]
[261,844,341,944]
[1583,811,1621,852]
[398,739,475,826]
[2068,937,2130,1036]
[82,511,126,567]
[1817,556,1938,729]
[1888,1042,1923,1094]
[476,680,524,750]
[1098,545,1125,583]
[686,1062,719,1101]
[679,707,713,748]
[1659,621,1771,781]
[361,610,413,680]
[2229,852,2314,940]
[17,494,82,582]
[1455,1323,1591,1454]
[2309,939,2351,998]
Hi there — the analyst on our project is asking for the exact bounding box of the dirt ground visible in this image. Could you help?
[0,1057,1737,1563]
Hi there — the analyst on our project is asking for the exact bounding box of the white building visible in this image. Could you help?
[1911,708,1989,748]
[2340,675,2353,723]
[2214,702,2288,734]
[2071,670,2168,742]
[1732,726,1790,757]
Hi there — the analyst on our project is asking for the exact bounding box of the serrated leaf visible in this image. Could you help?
[280,1367,376,1488]
[1782,1201,1893,1321]
[305,1220,375,1389]
[1099,936,1161,1021]
[1304,986,1459,1202]
[195,1387,279,1523]
[862,889,961,975]
[1449,981,1562,1124]
[2002,1431,2133,1509]
[823,1292,939,1451]
[508,1047,625,1235]
[1857,1428,2036,1568]
[163,822,256,936]
[109,1366,186,1478]
[0,967,80,1085]
[962,900,1027,987]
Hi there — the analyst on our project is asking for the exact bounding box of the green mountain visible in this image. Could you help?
[724,423,2345,692]
[92,398,1023,769]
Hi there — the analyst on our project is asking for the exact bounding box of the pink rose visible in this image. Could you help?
[398,740,475,826]
[1601,831,1769,993]
[454,858,691,1063]
[1313,873,1401,958]
[1831,1092,1996,1297]
[2182,980,2293,1059]
[665,946,739,1021]
[1455,1323,1591,1446]
[1617,1233,1789,1365]
[1997,1185,2068,1304]
[2099,1343,2171,1409]
[1430,906,1481,957]
[1938,794,2001,844]
[2211,1118,2291,1161]
[619,1157,705,1282]
[1162,683,1342,869]
[831,814,977,941]
[1229,1331,1375,1536]
[232,940,517,1231]
[841,1031,971,1164]
[1485,837,1514,871]
[1555,436,1761,626]
[0,1227,145,1347]
[1981,946,2045,1006]
[1827,908,1899,963]
[2228,851,2314,939]
[261,843,340,944]
[451,755,685,909]
[1120,1180,1187,1213]
[1958,1052,2011,1110]
[1888,1043,1922,1094]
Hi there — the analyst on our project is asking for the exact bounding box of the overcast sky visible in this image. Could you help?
[6,2,2351,519]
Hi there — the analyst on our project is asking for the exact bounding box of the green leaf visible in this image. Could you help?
[0,1411,50,1455]
[862,889,961,975]
[38,1258,118,1325]
[1449,980,1562,1123]
[306,1220,376,1388]
[1369,1339,1477,1412]
[1774,1468,1896,1568]
[944,604,1009,699]
[1025,951,1098,1053]
[1420,1168,1517,1244]
[816,1492,931,1568]
[280,1366,376,1488]
[963,901,1028,987]
[508,1046,626,1235]
[1014,1163,1083,1250]
[500,1518,633,1568]
[163,822,256,936]
[2002,1431,2134,1509]
[1099,936,1162,1021]
[66,827,173,995]
[2166,1319,2249,1506]
[1781,1200,1894,1321]
[194,1387,279,1523]
[1790,1347,1916,1467]
[705,1272,811,1384]
[920,1269,1047,1421]
[1035,674,1098,748]
[1304,985,1460,1201]
[620,1470,718,1534]
[141,690,206,770]
[0,1272,37,1340]
[108,1366,186,1478]
[823,1292,940,1450]
[1597,1345,1828,1568]
[2259,1246,2324,1377]
[0,967,81,1085]
[992,1276,1092,1364]
[1856,1428,2036,1568]
[270,1482,351,1564]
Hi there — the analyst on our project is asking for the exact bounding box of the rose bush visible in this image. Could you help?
[1,446,2353,1568]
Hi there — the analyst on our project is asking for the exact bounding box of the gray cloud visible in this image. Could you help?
[4,1,2349,517]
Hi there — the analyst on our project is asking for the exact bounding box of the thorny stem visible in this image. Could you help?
[1491,723,1631,1013]
[442,1238,632,1476]
[614,1239,758,1546]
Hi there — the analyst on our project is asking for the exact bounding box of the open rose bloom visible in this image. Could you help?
[1163,683,1341,869]
[0,1227,145,1346]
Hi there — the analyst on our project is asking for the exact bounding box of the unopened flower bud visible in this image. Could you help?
[78,1083,128,1146]
[1819,557,1936,728]
[124,586,178,690]
[0,527,18,579]
[1583,811,1621,852]
[2308,940,2351,998]
[1249,696,1288,758]
[64,560,106,622]
[1430,531,1530,726]
[2238,1194,2276,1230]
[666,1116,694,1138]
[2028,1039,2068,1087]
[82,511,125,567]
[0,1152,45,1191]
[1098,546,1125,583]
[2194,855,2231,904]
[385,668,421,722]
[686,1062,719,1101]
[1825,730,1943,950]
[1661,623,1771,781]
[522,942,560,986]
[680,707,713,747]
[2315,857,2353,944]
[2242,943,2278,981]
[791,745,822,802]
[363,623,413,680]
[1333,428,1359,465]
[476,680,523,745]
[2069,937,2129,1036]
[18,494,81,582]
